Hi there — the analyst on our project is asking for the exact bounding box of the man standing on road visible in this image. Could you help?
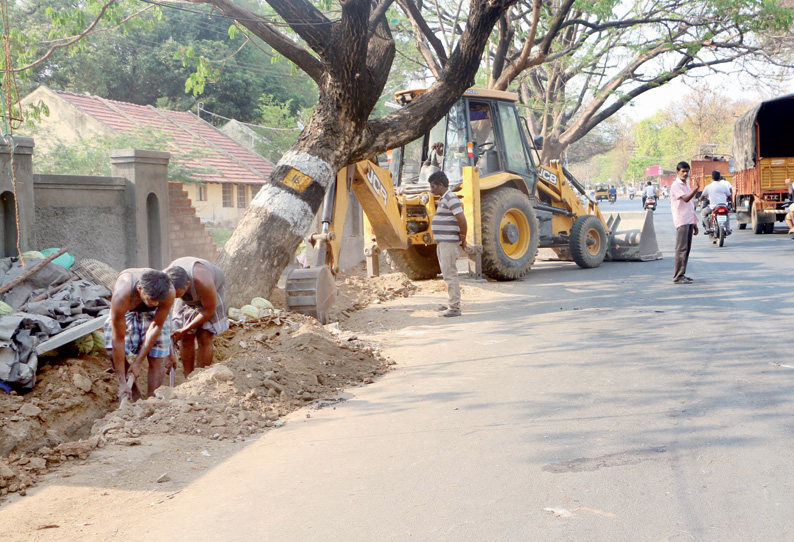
[429,170,467,317]
[671,162,700,284]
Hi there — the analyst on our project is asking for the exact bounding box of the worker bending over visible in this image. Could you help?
[165,257,229,376]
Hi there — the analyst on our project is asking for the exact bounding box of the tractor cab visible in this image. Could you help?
[390,89,540,195]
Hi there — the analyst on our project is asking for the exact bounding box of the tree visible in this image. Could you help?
[190,0,516,305]
[400,0,793,163]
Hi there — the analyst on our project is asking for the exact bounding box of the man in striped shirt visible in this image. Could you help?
[429,171,468,317]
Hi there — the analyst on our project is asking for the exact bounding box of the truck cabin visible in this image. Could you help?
[389,89,539,193]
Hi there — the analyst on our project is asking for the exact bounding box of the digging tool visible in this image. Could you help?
[119,373,135,409]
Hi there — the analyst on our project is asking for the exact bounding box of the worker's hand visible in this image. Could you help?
[431,142,444,156]
[172,328,186,343]
[459,233,467,250]
[117,379,132,401]
[129,356,144,380]
[693,224,699,236]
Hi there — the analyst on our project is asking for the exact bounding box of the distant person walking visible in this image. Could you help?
[671,162,700,284]
[429,170,467,317]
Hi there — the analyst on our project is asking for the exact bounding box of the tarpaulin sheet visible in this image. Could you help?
[733,93,794,172]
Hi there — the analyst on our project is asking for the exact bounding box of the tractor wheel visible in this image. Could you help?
[570,215,607,269]
[385,245,441,280]
[481,188,539,280]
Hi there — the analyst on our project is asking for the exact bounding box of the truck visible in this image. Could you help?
[286,88,661,323]
[732,94,794,233]
[689,152,733,200]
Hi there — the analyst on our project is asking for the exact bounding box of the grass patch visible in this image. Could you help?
[209,228,233,247]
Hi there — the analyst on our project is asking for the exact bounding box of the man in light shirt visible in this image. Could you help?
[670,161,700,284]
[699,170,733,232]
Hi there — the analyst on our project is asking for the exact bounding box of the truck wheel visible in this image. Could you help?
[738,223,747,230]
[570,215,607,268]
[385,245,441,280]
[751,205,764,234]
[764,222,775,234]
[481,188,539,280]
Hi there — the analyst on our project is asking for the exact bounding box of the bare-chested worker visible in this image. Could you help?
[104,269,175,401]
[165,257,228,376]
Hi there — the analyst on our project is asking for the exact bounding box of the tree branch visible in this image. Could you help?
[397,0,448,66]
[192,0,324,83]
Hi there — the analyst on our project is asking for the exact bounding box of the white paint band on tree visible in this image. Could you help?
[275,151,335,189]
[250,184,316,235]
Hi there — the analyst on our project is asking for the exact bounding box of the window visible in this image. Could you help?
[222,184,233,207]
[197,183,207,202]
[237,184,247,208]
[498,103,531,175]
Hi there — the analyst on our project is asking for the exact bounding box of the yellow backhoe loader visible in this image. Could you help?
[286,88,660,323]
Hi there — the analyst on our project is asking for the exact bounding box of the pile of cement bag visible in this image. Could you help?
[0,256,111,391]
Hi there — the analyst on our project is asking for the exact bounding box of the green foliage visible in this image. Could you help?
[246,94,305,162]
[30,126,218,182]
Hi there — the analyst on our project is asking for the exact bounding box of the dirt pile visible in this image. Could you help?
[0,313,390,500]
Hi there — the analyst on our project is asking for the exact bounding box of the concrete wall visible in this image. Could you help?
[33,174,130,270]
[110,150,171,269]
[0,137,36,257]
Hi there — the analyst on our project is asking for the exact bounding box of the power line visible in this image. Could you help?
[198,103,302,131]
[137,0,342,27]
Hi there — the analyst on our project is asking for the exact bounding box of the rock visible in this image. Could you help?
[262,379,284,393]
[156,473,170,483]
[116,438,141,446]
[266,388,277,398]
[154,386,174,401]
[265,411,279,421]
[72,374,93,393]
[28,457,46,470]
[201,450,211,457]
[56,436,99,457]
[209,417,226,427]
[208,365,235,382]
[17,404,42,418]
[132,405,145,419]
[0,461,15,479]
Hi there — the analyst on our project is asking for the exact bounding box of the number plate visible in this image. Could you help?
[717,215,727,224]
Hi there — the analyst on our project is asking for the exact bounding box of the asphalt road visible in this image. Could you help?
[6,197,794,541]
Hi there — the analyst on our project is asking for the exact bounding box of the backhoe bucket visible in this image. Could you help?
[604,211,663,261]
[285,265,337,324]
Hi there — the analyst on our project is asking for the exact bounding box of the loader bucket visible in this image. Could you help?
[603,211,663,261]
[285,265,337,324]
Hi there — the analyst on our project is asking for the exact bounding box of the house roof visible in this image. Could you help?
[51,89,275,185]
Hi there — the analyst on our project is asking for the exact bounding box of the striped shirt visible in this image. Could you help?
[432,190,464,242]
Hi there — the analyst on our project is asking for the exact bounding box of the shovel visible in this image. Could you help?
[119,373,135,409]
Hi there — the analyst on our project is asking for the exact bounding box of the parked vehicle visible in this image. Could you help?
[644,196,657,211]
[732,96,793,233]
[706,203,732,247]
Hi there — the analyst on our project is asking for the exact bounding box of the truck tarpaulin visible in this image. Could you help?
[733,93,794,171]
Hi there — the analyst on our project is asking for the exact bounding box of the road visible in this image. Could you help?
[4,197,794,541]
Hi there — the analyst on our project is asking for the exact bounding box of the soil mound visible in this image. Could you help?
[0,313,390,500]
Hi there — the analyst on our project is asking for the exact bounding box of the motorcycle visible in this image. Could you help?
[644,195,657,211]
[707,203,731,247]
[629,192,635,200]
[609,194,617,204]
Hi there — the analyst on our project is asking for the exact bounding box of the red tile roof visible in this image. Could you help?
[53,90,275,185]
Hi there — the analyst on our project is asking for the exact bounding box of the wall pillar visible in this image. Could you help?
[0,137,35,257]
[110,149,170,269]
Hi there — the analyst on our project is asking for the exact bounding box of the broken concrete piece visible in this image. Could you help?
[154,386,173,401]
[0,461,15,479]
[27,457,46,470]
[72,374,92,393]
[156,472,170,483]
[17,404,42,417]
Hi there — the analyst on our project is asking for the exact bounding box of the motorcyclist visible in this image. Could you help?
[628,185,636,199]
[699,170,733,232]
[642,181,657,208]
[608,185,617,201]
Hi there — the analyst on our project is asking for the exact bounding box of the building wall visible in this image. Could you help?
[20,87,114,153]
[168,182,220,263]
[0,138,37,257]
[183,182,262,227]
